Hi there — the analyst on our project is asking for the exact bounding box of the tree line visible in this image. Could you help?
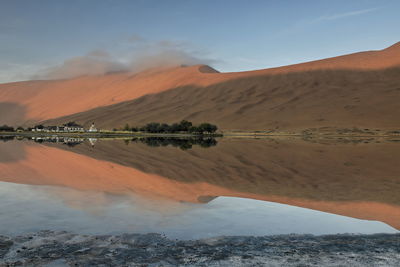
[0,125,28,132]
[118,120,218,134]
[0,125,15,132]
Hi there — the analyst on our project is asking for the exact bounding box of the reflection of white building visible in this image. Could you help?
[88,122,98,132]
[88,138,97,147]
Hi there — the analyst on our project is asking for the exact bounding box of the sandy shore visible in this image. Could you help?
[1,231,399,266]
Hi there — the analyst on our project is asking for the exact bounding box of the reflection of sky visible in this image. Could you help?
[0,182,397,239]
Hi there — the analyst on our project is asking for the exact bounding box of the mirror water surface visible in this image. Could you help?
[0,136,399,239]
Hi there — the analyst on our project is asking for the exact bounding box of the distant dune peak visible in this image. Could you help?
[198,65,220,73]
[384,41,400,51]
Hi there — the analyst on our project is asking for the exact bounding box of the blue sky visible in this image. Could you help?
[1,0,399,82]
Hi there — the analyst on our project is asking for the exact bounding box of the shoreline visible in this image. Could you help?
[1,231,399,266]
[1,131,400,139]
[0,131,222,139]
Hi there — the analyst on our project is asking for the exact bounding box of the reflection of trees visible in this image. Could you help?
[0,136,15,142]
[130,137,218,150]
[131,120,218,134]
[1,135,217,150]
[3,135,85,147]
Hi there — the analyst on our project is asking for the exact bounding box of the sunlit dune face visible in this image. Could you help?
[0,141,399,230]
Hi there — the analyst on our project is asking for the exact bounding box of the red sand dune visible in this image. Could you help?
[0,42,400,128]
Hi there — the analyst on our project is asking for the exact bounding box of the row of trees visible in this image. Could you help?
[33,121,82,129]
[0,125,15,132]
[0,125,28,132]
[119,120,218,134]
[0,122,82,132]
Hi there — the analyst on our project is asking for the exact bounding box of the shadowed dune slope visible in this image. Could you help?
[0,102,26,126]
[1,42,400,128]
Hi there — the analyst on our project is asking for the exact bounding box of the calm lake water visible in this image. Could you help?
[0,136,399,239]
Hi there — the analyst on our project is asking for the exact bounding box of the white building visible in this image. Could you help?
[88,122,98,132]
[31,123,84,132]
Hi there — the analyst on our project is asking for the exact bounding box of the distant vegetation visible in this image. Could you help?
[64,121,82,127]
[117,120,218,134]
[0,125,14,132]
[0,125,30,132]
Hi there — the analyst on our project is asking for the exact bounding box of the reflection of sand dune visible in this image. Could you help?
[65,139,400,205]
[0,142,239,202]
[1,139,400,230]
[0,139,26,163]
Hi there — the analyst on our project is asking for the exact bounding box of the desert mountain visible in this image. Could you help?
[1,42,400,130]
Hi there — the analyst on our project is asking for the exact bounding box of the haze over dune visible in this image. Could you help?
[0,42,400,130]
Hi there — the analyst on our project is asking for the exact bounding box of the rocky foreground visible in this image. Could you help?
[0,231,399,266]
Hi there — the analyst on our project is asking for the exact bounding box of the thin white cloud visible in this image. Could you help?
[32,36,217,80]
[36,50,127,80]
[271,7,381,40]
[313,7,378,23]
